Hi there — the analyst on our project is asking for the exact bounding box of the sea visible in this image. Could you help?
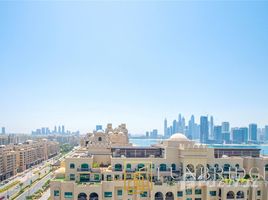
[129,138,268,156]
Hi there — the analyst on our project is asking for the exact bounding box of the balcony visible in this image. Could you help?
[77,168,91,172]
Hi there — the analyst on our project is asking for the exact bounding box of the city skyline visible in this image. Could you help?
[1,1,268,134]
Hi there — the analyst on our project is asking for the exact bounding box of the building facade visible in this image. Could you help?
[0,139,59,180]
[51,123,268,200]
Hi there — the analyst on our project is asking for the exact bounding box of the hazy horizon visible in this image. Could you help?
[1,1,268,135]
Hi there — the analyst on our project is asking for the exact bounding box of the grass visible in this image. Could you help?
[0,180,20,193]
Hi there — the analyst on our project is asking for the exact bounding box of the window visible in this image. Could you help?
[140,191,148,197]
[107,175,112,181]
[98,137,102,141]
[186,198,192,200]
[54,190,60,196]
[126,163,131,170]
[80,174,90,182]
[210,191,217,196]
[104,192,112,198]
[177,191,183,197]
[81,163,89,169]
[171,163,176,170]
[64,192,73,198]
[186,189,192,195]
[257,190,261,196]
[195,189,202,195]
[128,189,133,195]
[115,174,120,180]
[94,174,100,181]
[159,164,167,171]
[69,163,75,169]
[69,174,75,181]
[195,198,202,200]
[117,190,123,196]
[115,164,122,171]
[137,163,145,170]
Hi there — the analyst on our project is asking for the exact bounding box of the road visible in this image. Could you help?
[0,166,50,199]
[16,173,51,200]
[0,149,76,200]
[0,155,59,200]
[39,189,50,200]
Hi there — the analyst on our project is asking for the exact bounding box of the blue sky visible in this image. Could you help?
[0,1,268,134]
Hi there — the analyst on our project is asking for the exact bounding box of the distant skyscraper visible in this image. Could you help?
[54,126,57,133]
[200,116,209,144]
[146,131,149,138]
[62,125,65,134]
[240,127,249,143]
[1,127,5,134]
[41,127,46,135]
[209,116,214,139]
[96,125,102,131]
[172,120,177,134]
[265,125,268,141]
[181,117,186,134]
[214,126,222,144]
[164,118,168,137]
[221,122,230,133]
[177,114,183,133]
[150,129,158,138]
[221,122,230,143]
[58,126,61,134]
[232,128,244,144]
[249,123,257,142]
[188,115,195,139]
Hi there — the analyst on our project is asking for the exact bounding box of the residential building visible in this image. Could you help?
[0,146,17,181]
[50,124,268,200]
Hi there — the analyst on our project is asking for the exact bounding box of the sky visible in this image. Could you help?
[0,1,268,135]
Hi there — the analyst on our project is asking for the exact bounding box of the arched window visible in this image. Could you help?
[126,163,131,170]
[70,163,75,169]
[265,164,268,171]
[227,191,235,199]
[138,163,145,171]
[78,193,87,200]
[89,192,99,200]
[236,191,245,199]
[81,163,89,169]
[114,164,122,171]
[196,164,205,180]
[155,192,163,200]
[224,164,231,171]
[235,164,240,169]
[171,164,176,171]
[186,164,195,173]
[98,137,102,141]
[159,164,167,171]
[165,192,174,200]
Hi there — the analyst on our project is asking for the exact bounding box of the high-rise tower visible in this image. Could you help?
[200,116,209,144]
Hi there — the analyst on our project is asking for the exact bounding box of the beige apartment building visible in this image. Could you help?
[51,124,268,200]
[0,146,17,181]
[0,139,59,180]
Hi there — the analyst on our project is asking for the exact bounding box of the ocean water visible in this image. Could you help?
[129,138,268,155]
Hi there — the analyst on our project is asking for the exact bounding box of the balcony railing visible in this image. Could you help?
[77,168,91,172]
